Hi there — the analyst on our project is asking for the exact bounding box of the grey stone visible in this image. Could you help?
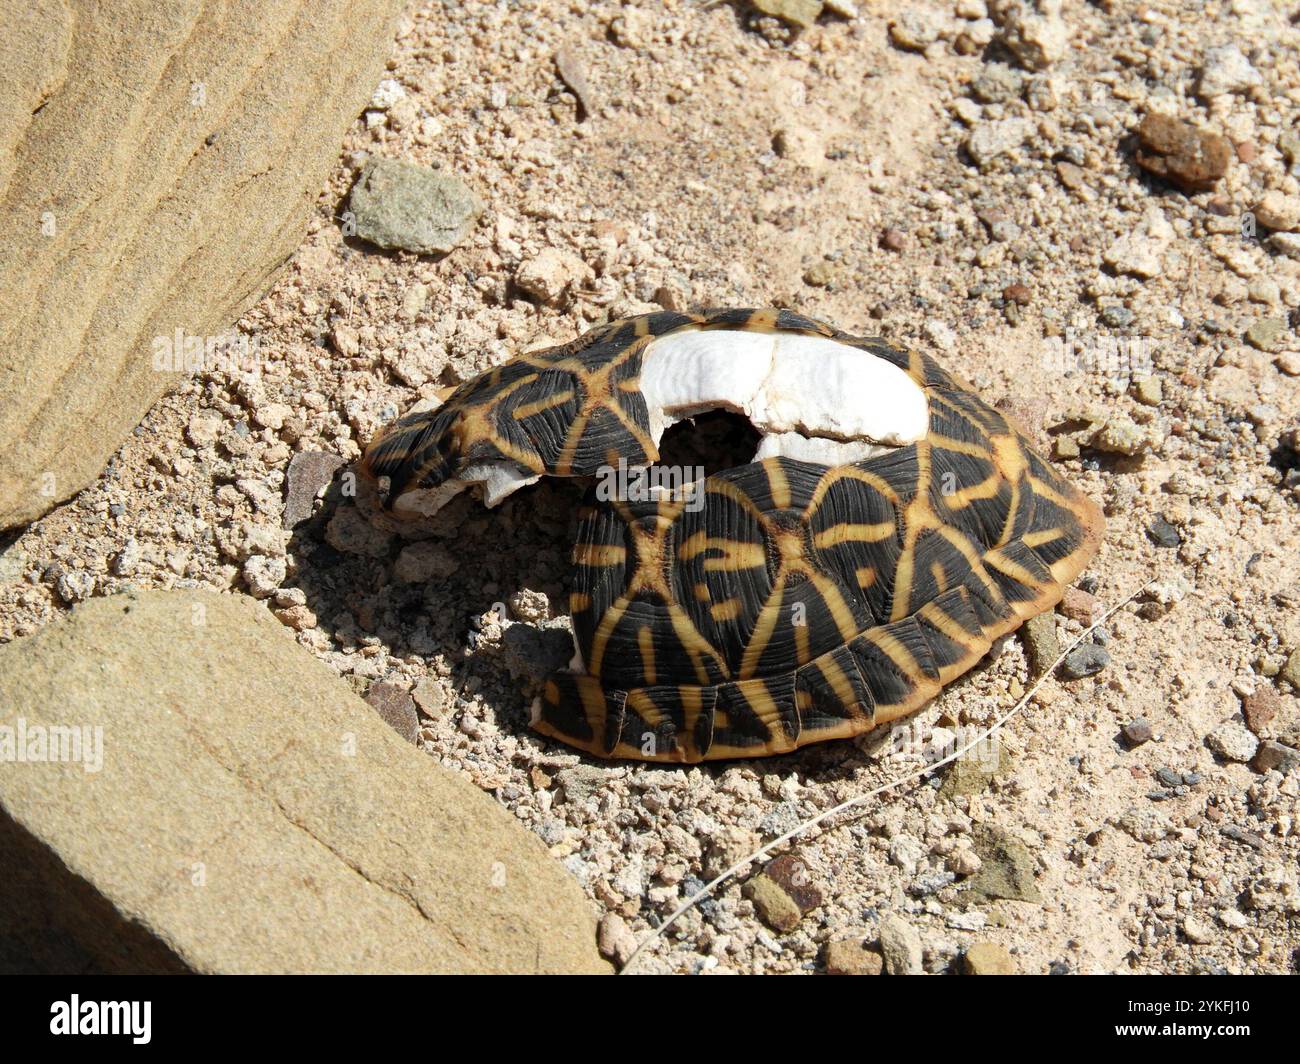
[1146,516,1182,548]
[1122,718,1153,746]
[393,541,457,583]
[1060,644,1109,680]
[283,452,345,529]
[556,765,607,804]
[969,826,1041,903]
[966,117,1032,169]
[971,64,1024,104]
[890,10,943,51]
[349,157,481,255]
[325,505,394,558]
[1197,44,1262,99]
[990,0,1068,71]
[500,625,575,683]
[1100,304,1135,328]
[939,740,1012,798]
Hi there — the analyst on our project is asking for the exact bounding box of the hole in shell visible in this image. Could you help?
[654,409,762,478]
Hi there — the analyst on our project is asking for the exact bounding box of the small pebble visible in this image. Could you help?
[283,452,345,529]
[877,913,924,976]
[1022,612,1060,677]
[752,0,823,28]
[823,938,884,976]
[1132,377,1163,406]
[1252,740,1299,775]
[1060,644,1110,680]
[963,941,1014,975]
[1135,113,1232,192]
[1100,305,1134,328]
[1280,648,1300,689]
[1123,718,1153,747]
[1182,916,1214,945]
[1146,516,1182,548]
[597,913,637,966]
[1241,686,1279,735]
[364,682,420,744]
[1245,318,1287,353]
[1197,44,1262,99]
[1003,283,1031,306]
[516,248,588,306]
[1205,721,1259,764]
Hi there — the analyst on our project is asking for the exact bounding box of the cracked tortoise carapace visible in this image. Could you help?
[362,308,1104,763]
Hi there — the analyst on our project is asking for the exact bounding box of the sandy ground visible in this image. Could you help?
[2,0,1298,973]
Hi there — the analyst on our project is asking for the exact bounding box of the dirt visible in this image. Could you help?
[1,0,1297,974]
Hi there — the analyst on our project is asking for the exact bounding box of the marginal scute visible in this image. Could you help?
[363,308,1104,762]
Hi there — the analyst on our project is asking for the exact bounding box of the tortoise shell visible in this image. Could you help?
[363,309,1103,763]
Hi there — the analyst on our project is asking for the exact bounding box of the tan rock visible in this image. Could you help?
[752,0,824,28]
[774,126,825,168]
[1103,207,1174,279]
[597,912,638,966]
[877,913,924,975]
[0,591,608,974]
[823,937,884,975]
[1281,649,1300,690]
[1134,114,1232,193]
[963,941,1015,974]
[1253,191,1300,233]
[1058,586,1098,624]
[989,0,1069,71]
[515,248,589,306]
[0,0,405,530]
[744,874,803,933]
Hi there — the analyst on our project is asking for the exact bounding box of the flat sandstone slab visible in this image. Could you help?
[0,0,405,530]
[0,590,608,974]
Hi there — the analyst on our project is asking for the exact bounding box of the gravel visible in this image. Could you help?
[3,0,1299,977]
